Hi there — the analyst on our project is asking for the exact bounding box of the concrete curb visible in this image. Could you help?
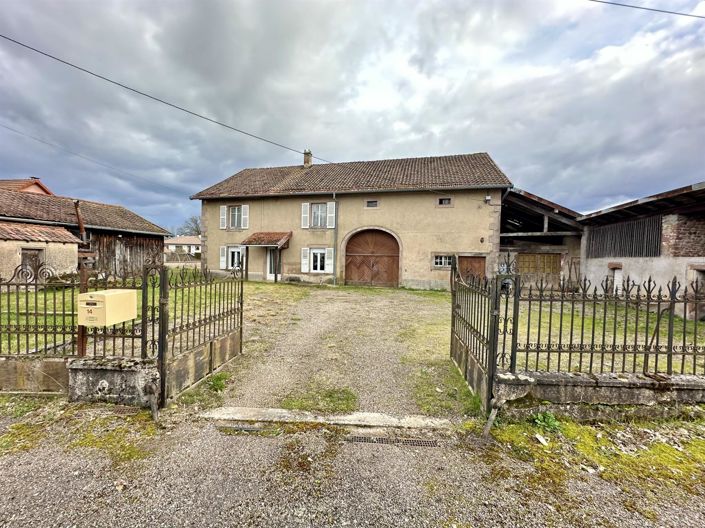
[200,407,452,429]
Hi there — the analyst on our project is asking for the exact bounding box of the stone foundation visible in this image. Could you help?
[494,370,705,420]
[67,357,159,407]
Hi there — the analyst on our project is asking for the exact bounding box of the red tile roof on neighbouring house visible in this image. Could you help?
[192,153,512,200]
[0,177,53,195]
[240,231,292,247]
[0,189,169,236]
[0,220,81,244]
[165,235,202,246]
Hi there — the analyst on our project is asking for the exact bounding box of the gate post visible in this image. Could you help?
[486,276,501,415]
[509,275,520,373]
[666,276,679,376]
[450,257,457,362]
[157,266,169,407]
[76,257,89,357]
[140,265,149,359]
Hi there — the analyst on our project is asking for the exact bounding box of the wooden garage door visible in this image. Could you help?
[345,230,399,287]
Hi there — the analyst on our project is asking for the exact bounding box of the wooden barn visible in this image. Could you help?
[0,186,168,275]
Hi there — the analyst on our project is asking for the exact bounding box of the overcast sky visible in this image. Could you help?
[1,0,703,231]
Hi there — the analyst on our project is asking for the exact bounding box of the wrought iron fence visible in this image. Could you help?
[451,261,705,411]
[0,262,243,361]
[497,275,705,376]
[165,267,244,358]
[0,264,79,356]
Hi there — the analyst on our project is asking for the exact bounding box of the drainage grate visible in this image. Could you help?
[344,435,438,448]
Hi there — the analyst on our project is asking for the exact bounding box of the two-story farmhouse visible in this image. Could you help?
[192,152,513,289]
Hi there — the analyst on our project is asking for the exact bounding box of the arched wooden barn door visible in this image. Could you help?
[344,230,399,287]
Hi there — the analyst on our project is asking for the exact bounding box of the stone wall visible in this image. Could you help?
[165,330,241,400]
[0,357,68,393]
[0,240,77,279]
[662,213,705,257]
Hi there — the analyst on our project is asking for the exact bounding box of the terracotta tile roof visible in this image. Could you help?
[192,153,512,200]
[0,189,169,236]
[165,235,202,245]
[0,220,81,243]
[0,178,53,194]
[241,231,292,247]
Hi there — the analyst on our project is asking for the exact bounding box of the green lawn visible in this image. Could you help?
[494,297,705,374]
[0,269,242,356]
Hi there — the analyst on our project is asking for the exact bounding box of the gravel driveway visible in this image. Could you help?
[1,283,704,527]
[227,285,451,415]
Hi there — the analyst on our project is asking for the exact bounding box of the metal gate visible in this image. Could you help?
[0,258,243,405]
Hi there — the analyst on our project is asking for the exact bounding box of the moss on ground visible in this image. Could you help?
[398,318,481,418]
[69,411,157,465]
[280,384,358,414]
[490,414,705,516]
[0,422,45,455]
[0,395,51,418]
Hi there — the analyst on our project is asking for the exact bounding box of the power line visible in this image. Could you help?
[587,0,705,19]
[0,32,476,197]
[0,121,188,193]
[0,33,313,158]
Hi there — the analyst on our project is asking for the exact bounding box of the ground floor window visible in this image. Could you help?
[433,254,453,268]
[311,248,326,273]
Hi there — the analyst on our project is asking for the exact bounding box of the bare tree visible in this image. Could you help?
[177,215,202,236]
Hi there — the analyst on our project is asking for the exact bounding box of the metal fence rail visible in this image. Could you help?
[165,267,244,358]
[497,276,705,376]
[451,260,705,412]
[0,263,243,361]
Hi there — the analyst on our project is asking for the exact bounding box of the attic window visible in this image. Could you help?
[438,197,452,207]
[365,200,379,208]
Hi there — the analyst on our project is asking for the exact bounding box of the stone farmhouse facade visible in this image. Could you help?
[193,152,513,289]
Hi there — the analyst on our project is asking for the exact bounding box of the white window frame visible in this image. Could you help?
[229,205,242,229]
[310,248,327,273]
[433,254,454,268]
[310,203,328,228]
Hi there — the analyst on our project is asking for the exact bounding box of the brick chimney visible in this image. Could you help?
[303,149,312,168]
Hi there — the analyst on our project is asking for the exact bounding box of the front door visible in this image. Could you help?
[458,256,486,280]
[266,248,281,281]
[228,246,242,270]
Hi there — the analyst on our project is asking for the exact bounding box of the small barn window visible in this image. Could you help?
[434,255,453,268]
[365,200,379,208]
[438,197,452,207]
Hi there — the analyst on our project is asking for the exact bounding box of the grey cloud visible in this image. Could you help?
[0,0,703,230]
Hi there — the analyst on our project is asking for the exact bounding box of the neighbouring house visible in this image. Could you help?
[500,188,583,286]
[165,235,202,255]
[0,221,80,279]
[0,176,54,195]
[192,151,513,289]
[578,181,705,297]
[0,187,169,275]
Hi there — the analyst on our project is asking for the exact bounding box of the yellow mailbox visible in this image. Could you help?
[78,289,137,327]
